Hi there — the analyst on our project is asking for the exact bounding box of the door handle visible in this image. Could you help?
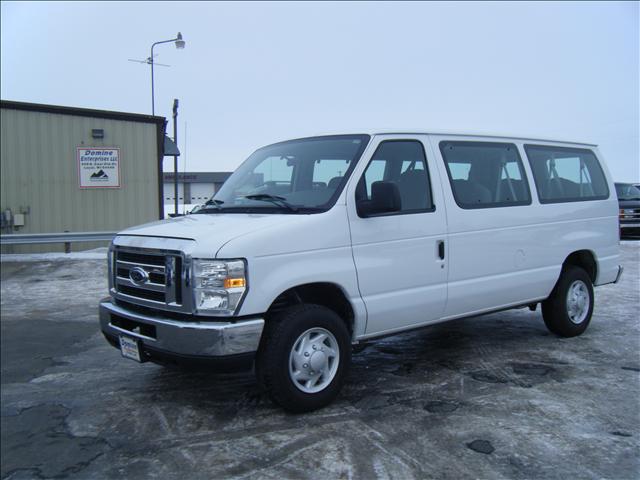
[437,240,445,260]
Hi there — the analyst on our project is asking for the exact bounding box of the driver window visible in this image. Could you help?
[357,140,434,214]
[363,160,386,197]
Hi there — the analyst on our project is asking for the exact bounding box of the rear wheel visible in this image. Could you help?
[256,304,351,412]
[542,265,594,337]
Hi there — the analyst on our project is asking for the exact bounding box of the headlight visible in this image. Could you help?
[192,259,247,316]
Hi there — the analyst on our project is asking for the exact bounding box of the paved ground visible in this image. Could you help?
[1,243,639,480]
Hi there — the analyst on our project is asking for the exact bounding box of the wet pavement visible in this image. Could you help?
[1,243,639,479]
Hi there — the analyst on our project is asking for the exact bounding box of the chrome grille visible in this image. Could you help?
[112,247,185,310]
[620,208,640,223]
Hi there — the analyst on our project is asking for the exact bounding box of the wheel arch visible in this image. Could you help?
[563,250,598,283]
[265,282,356,338]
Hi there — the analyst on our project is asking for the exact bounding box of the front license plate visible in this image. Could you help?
[119,335,142,362]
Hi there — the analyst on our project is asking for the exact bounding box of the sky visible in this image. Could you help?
[1,1,638,181]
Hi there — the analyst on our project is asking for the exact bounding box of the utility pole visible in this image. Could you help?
[149,33,185,116]
[173,99,179,216]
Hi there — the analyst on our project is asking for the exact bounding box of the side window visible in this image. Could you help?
[363,160,386,197]
[448,162,471,180]
[524,145,609,203]
[439,141,531,209]
[357,140,434,215]
[401,160,425,172]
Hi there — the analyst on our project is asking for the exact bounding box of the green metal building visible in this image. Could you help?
[0,100,168,253]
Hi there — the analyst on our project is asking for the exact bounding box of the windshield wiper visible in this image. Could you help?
[244,194,299,212]
[195,199,224,213]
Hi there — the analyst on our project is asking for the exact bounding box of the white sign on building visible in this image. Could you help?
[77,147,121,188]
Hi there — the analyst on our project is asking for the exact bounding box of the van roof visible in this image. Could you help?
[368,131,597,147]
[287,131,597,147]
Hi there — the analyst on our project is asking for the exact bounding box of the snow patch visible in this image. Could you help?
[1,247,108,263]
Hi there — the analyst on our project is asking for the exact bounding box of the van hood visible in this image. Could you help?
[117,213,299,257]
[618,199,640,209]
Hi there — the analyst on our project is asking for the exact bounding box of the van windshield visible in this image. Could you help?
[197,135,370,214]
[615,183,640,200]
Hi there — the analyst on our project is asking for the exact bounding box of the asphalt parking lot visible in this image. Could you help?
[1,243,639,480]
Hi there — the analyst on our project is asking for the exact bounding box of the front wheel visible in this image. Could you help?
[256,304,351,413]
[542,265,594,337]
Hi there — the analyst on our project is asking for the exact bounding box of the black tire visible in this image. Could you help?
[542,265,594,337]
[256,304,351,413]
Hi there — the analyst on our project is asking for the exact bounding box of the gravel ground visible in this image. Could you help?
[1,242,638,480]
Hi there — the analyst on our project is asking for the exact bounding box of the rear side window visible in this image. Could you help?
[439,141,531,209]
[356,140,434,216]
[524,145,609,203]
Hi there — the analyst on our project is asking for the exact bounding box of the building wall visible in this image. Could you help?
[162,181,227,218]
[190,182,217,202]
[162,172,232,209]
[162,182,219,203]
[163,182,186,203]
[1,106,162,253]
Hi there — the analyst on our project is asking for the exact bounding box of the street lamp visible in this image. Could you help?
[150,32,185,115]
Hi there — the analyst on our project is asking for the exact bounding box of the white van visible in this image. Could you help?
[100,132,623,412]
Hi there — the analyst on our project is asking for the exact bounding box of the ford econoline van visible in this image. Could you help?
[100,132,623,412]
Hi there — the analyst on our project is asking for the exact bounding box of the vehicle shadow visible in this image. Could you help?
[141,308,571,416]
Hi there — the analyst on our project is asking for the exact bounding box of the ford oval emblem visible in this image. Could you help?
[129,267,149,286]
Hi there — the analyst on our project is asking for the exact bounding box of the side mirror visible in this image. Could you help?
[358,181,401,216]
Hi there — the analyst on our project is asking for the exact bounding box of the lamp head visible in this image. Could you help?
[175,32,186,49]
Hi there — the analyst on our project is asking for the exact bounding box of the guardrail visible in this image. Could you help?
[0,232,117,246]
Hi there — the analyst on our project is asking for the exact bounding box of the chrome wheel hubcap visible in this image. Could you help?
[289,327,339,393]
[566,280,590,324]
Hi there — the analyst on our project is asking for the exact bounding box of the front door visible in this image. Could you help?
[346,136,448,337]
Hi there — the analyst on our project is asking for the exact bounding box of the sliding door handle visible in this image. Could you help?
[437,240,445,260]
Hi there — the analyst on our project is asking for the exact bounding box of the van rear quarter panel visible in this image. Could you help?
[428,136,619,319]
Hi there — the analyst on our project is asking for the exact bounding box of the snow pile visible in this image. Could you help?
[1,247,108,263]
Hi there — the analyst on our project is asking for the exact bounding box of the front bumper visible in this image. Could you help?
[620,223,640,237]
[99,299,265,360]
